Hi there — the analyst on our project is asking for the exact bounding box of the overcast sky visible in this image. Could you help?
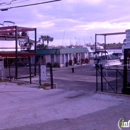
[0,0,130,46]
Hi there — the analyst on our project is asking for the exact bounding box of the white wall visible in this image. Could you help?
[31,56,35,64]
[42,52,87,67]
[61,54,64,64]
[0,41,21,51]
[45,55,51,63]
[80,53,85,59]
[55,55,60,63]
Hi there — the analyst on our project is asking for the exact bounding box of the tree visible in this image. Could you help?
[36,44,47,49]
[38,35,53,49]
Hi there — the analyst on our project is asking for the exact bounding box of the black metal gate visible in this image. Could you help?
[96,64,124,94]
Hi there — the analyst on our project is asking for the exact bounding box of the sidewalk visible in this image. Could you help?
[0,82,129,130]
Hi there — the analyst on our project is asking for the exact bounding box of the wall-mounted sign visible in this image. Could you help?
[0,61,4,71]
[41,65,46,80]
[0,61,4,81]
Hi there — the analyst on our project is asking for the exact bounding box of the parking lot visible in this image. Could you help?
[2,61,125,94]
[0,62,130,130]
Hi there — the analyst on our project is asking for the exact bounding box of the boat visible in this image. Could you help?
[93,50,122,68]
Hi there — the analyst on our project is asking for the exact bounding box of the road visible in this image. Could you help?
[0,63,130,130]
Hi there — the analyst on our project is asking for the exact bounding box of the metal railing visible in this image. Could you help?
[96,64,124,93]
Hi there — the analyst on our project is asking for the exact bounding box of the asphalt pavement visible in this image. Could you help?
[0,62,129,130]
[0,82,129,130]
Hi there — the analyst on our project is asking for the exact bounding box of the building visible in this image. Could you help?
[35,47,89,67]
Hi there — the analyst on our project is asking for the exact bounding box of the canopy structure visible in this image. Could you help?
[0,25,37,79]
[0,51,35,57]
[94,31,130,95]
[95,31,126,51]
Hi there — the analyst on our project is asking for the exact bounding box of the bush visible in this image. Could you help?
[69,60,73,66]
[85,58,89,63]
[46,62,51,67]
[81,59,85,64]
[53,62,60,67]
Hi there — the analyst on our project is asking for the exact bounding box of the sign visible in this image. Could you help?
[0,61,4,71]
[41,65,46,80]
[0,61,4,81]
[118,118,130,130]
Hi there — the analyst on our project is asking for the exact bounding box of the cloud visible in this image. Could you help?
[66,0,102,4]
[74,22,130,30]
[0,0,130,45]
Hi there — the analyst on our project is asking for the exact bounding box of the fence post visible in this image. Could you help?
[96,64,98,92]
[116,70,118,93]
[72,67,74,73]
[100,64,103,92]
[29,57,32,84]
[50,63,53,89]
[39,63,41,87]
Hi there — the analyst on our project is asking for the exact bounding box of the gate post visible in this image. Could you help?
[123,49,130,94]
[50,63,53,89]
[116,70,118,93]
[96,64,98,92]
[100,64,103,92]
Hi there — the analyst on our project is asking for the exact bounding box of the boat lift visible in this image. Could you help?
[0,25,37,82]
[95,31,130,94]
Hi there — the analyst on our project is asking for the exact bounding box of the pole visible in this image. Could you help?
[15,26,18,79]
[95,34,97,51]
[123,49,127,93]
[96,64,98,92]
[104,35,106,51]
[116,70,118,93]
[100,64,103,92]
[39,63,41,87]
[50,63,53,89]
[34,28,37,76]
[29,57,32,84]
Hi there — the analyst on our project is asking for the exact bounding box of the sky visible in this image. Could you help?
[0,0,130,46]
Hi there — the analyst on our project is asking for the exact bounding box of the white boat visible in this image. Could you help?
[93,50,122,68]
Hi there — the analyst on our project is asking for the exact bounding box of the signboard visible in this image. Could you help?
[0,61,4,71]
[41,65,46,80]
[0,61,4,81]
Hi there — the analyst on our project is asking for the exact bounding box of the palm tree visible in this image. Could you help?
[38,35,53,49]
[46,36,53,47]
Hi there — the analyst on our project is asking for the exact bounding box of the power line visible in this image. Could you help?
[0,0,29,6]
[5,0,30,5]
[7,0,31,5]
[0,0,17,5]
[0,0,61,11]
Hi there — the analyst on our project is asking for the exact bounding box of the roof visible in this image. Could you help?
[0,26,36,40]
[96,32,125,36]
[60,47,88,54]
[0,26,36,34]
[36,47,88,55]
[0,51,35,57]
